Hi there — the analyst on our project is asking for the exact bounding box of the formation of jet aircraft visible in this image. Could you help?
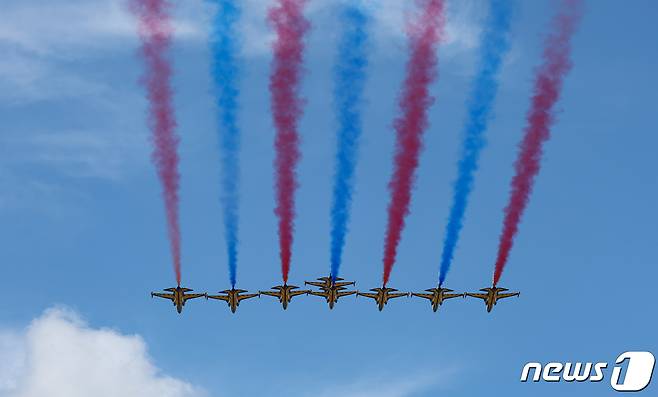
[151,283,519,314]
[305,276,357,309]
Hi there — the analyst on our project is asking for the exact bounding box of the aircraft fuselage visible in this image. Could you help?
[228,293,239,313]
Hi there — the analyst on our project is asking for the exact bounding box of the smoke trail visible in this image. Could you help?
[493,0,583,286]
[131,0,182,285]
[329,5,369,281]
[209,0,241,288]
[268,0,310,283]
[383,0,445,286]
[438,0,514,287]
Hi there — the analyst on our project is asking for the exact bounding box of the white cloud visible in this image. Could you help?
[309,368,459,397]
[0,308,204,397]
[0,0,205,57]
[0,0,482,102]
[0,0,484,211]
[0,170,89,218]
[238,0,482,57]
[3,127,147,181]
[0,122,148,215]
[0,308,463,397]
[364,0,482,53]
[0,50,107,104]
[0,0,208,104]
[0,0,481,60]
[0,332,25,392]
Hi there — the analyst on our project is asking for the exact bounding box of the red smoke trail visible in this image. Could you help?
[268,0,309,283]
[493,0,583,286]
[132,0,182,285]
[382,0,445,286]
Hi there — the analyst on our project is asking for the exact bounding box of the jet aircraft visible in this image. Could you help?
[206,288,258,313]
[151,286,206,314]
[305,276,355,290]
[465,286,520,312]
[411,287,464,312]
[308,284,357,309]
[259,284,310,310]
[357,286,408,311]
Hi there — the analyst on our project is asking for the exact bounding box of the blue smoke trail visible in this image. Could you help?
[330,5,369,280]
[438,0,514,286]
[210,0,240,287]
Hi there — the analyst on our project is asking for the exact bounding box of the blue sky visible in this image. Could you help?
[0,0,656,396]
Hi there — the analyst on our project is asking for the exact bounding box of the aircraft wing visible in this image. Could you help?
[357,292,378,300]
[388,292,408,299]
[498,292,520,299]
[182,293,206,302]
[151,292,175,301]
[308,290,329,298]
[334,281,355,287]
[259,290,282,298]
[336,290,357,298]
[290,290,310,297]
[411,292,433,300]
[207,294,230,302]
[237,293,259,302]
[305,281,327,288]
[465,293,488,300]
[443,293,464,300]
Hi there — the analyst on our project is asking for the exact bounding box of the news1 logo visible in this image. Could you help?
[520,351,655,392]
